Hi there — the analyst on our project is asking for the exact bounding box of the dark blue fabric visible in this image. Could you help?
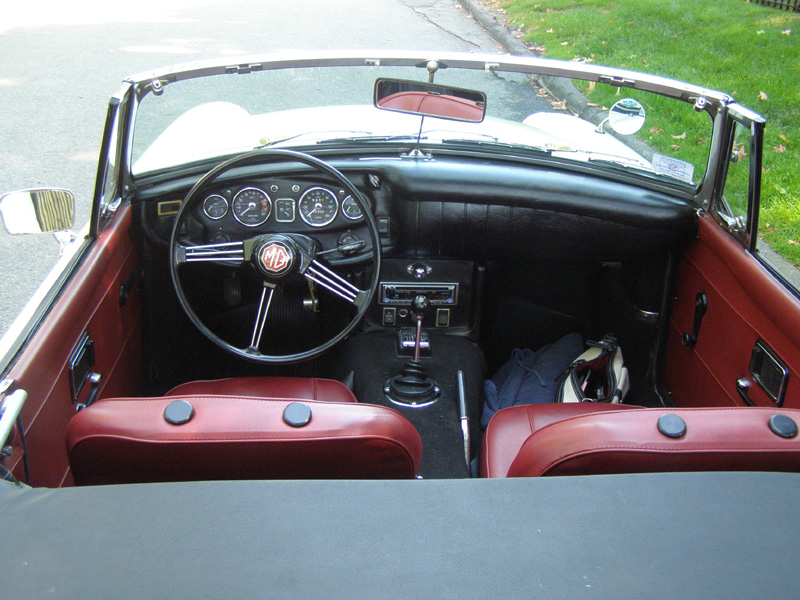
[482,333,583,428]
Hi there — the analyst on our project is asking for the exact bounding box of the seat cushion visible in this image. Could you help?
[67,395,421,484]
[165,377,358,403]
[480,402,639,478]
[482,404,800,478]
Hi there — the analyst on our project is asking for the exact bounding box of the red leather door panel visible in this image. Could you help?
[4,205,141,487]
[666,214,800,408]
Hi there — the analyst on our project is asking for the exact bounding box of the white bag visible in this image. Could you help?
[557,335,630,403]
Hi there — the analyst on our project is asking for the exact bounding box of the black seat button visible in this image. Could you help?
[657,414,687,439]
[164,400,194,425]
[283,402,312,427]
[769,414,798,439]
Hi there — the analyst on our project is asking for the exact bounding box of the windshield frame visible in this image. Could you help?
[118,50,748,204]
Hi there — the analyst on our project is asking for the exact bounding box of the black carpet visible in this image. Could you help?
[334,330,486,479]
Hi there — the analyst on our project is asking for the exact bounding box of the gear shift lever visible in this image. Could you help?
[411,295,429,362]
[384,295,441,406]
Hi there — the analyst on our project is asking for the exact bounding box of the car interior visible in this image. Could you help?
[3,66,800,489]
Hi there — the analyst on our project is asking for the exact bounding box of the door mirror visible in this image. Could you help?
[597,98,646,135]
[374,78,486,123]
[0,189,75,235]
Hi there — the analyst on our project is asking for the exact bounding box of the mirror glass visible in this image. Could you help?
[607,98,646,135]
[374,78,486,123]
[0,189,75,234]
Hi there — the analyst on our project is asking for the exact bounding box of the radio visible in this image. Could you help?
[379,283,458,306]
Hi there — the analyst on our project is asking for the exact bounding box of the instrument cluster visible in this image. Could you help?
[200,180,364,229]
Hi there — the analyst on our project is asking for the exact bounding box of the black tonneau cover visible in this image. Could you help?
[3,472,798,598]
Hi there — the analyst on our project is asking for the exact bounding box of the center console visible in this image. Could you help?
[372,259,477,333]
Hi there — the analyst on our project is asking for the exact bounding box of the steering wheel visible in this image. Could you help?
[169,149,381,364]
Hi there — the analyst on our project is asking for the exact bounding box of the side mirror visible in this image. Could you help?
[374,78,486,123]
[597,98,646,135]
[0,189,75,235]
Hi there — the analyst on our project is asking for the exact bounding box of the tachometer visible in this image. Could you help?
[298,187,338,227]
[232,187,271,227]
[202,194,228,220]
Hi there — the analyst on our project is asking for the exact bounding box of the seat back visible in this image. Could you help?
[503,406,800,477]
[66,395,422,484]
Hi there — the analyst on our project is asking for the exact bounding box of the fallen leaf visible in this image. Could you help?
[649,126,660,133]
[671,132,687,140]
[735,145,747,162]
[756,30,765,34]
[586,102,598,107]
[671,145,681,151]
[561,41,570,46]
[601,40,608,45]
[658,128,664,134]
[627,21,634,25]
[779,134,789,142]
[641,59,648,64]
[759,91,768,101]
[789,240,799,245]
[537,88,548,96]
[546,28,554,33]
[782,29,791,35]
[696,136,708,146]
[551,99,567,110]
[773,144,787,153]
[587,81,596,93]
[671,35,678,39]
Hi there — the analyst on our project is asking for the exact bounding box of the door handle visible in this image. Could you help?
[736,378,755,406]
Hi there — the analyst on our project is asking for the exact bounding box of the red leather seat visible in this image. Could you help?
[67,378,421,484]
[165,377,358,403]
[481,404,800,478]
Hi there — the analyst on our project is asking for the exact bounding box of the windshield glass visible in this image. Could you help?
[131,59,712,188]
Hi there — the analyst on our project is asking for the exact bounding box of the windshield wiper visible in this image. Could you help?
[255,130,373,149]
[440,138,553,155]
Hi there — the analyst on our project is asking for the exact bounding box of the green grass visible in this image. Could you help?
[501,0,800,265]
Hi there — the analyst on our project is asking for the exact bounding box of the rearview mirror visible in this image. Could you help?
[0,189,75,235]
[374,78,486,123]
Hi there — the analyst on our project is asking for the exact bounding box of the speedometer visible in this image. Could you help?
[298,187,338,227]
[232,187,271,227]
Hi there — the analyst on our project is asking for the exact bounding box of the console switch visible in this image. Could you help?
[436,308,450,327]
[382,307,396,326]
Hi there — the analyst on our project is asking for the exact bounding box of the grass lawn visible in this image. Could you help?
[498,0,800,265]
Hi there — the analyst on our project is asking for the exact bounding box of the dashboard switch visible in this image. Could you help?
[382,307,396,326]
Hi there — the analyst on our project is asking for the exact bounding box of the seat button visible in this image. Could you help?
[657,414,687,438]
[769,414,798,439]
[164,400,194,425]
[283,402,312,427]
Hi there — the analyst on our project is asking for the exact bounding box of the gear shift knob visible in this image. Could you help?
[412,295,430,317]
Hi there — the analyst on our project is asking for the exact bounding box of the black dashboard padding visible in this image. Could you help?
[379,160,697,261]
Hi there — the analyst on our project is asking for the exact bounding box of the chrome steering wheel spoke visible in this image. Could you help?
[247,282,276,353]
[304,259,368,306]
[178,240,245,264]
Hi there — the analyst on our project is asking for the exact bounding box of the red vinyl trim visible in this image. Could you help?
[4,205,141,486]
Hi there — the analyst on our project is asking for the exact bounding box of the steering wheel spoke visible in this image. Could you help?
[248,282,275,352]
[305,259,367,306]
[179,240,246,264]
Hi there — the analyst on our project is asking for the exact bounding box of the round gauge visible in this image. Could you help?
[232,187,271,227]
[341,195,363,220]
[298,187,338,227]
[203,194,229,220]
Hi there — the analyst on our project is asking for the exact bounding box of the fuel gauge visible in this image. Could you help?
[342,195,363,220]
[203,194,228,220]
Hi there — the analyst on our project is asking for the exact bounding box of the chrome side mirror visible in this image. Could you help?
[597,98,646,135]
[0,188,75,234]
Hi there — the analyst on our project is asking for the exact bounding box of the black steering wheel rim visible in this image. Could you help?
[169,148,381,364]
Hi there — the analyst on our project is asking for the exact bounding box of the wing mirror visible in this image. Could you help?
[374,78,486,123]
[0,188,78,253]
[596,98,646,135]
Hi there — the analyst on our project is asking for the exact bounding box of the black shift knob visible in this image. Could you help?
[412,295,430,317]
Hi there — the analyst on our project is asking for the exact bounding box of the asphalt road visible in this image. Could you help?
[0,0,508,339]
